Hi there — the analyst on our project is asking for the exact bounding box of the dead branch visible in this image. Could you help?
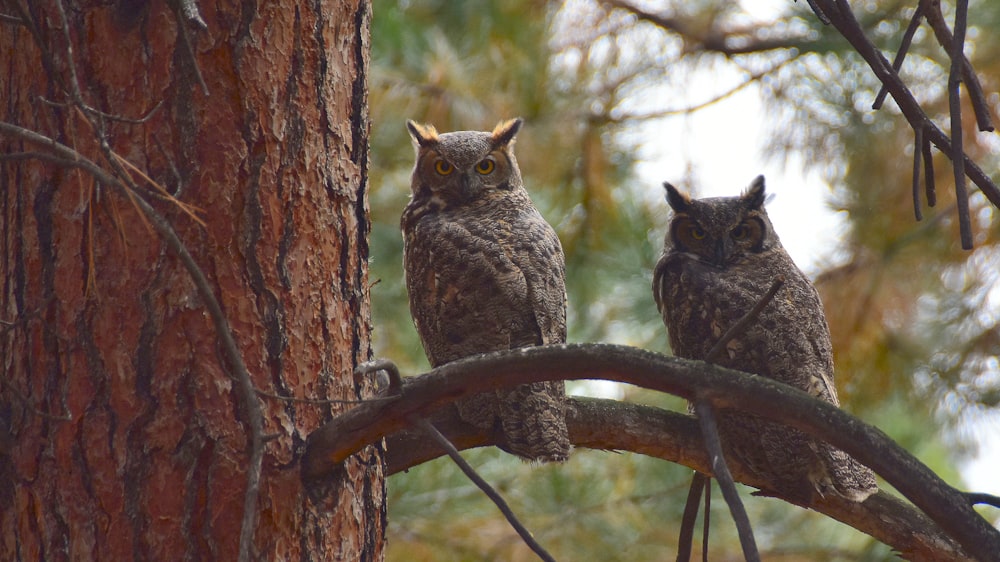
[809,0,999,248]
[381,397,973,562]
[946,0,971,248]
[302,344,998,561]
[602,0,806,55]
[921,0,994,132]
[692,399,759,561]
[414,417,556,562]
[676,472,707,562]
[679,277,784,561]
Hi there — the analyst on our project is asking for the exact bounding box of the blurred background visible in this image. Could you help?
[366,0,1000,559]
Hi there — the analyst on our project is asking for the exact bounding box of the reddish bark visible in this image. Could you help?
[0,1,382,560]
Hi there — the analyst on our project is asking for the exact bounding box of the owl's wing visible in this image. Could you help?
[405,218,538,365]
[512,211,567,345]
[766,272,841,406]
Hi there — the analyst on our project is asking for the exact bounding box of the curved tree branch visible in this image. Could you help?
[383,397,971,562]
[302,343,997,561]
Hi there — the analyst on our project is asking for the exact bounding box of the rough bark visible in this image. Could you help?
[0,1,382,560]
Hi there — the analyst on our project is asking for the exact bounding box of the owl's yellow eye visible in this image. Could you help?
[731,223,749,240]
[689,225,706,240]
[434,159,454,175]
[475,159,496,174]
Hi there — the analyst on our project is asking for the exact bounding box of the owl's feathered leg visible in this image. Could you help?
[496,381,570,463]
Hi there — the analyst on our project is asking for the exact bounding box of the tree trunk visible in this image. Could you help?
[0,1,382,560]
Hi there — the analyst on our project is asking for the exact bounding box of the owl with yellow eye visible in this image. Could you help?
[400,118,571,463]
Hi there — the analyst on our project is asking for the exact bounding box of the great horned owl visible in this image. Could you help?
[401,118,570,463]
[652,176,877,504]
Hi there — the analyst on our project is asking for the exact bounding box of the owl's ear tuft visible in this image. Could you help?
[406,120,439,147]
[663,182,691,212]
[743,175,766,209]
[491,118,523,147]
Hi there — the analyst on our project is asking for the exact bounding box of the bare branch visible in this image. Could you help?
[872,3,924,110]
[913,125,924,221]
[38,96,165,124]
[170,0,209,96]
[415,418,556,562]
[922,134,937,207]
[947,0,972,249]
[386,397,975,561]
[967,492,1000,508]
[676,276,784,559]
[809,0,1000,238]
[602,0,806,55]
[676,473,706,562]
[705,277,784,362]
[693,400,759,562]
[302,344,998,561]
[922,0,995,132]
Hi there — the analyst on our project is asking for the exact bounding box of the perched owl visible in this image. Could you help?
[652,176,877,504]
[401,118,570,463]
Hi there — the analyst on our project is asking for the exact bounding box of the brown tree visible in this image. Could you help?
[0,1,382,560]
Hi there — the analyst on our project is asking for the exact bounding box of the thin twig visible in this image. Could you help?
[414,417,557,562]
[152,133,185,197]
[948,0,972,249]
[38,96,165,124]
[966,492,1000,508]
[254,388,396,406]
[873,3,924,110]
[701,478,710,562]
[676,472,705,562]
[675,277,784,560]
[922,135,936,207]
[705,277,785,362]
[921,0,994,132]
[693,400,760,562]
[179,0,208,30]
[354,358,404,396]
[602,57,800,123]
[171,0,209,96]
[912,125,924,221]
[0,377,72,422]
[53,0,84,103]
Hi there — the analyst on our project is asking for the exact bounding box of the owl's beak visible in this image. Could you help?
[713,239,733,267]
[457,172,476,201]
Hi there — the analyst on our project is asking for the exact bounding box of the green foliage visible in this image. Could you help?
[369,0,1000,558]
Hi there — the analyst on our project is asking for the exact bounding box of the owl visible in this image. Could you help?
[401,118,570,463]
[652,176,877,504]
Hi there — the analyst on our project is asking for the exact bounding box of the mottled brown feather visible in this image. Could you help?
[402,119,570,462]
[652,177,877,503]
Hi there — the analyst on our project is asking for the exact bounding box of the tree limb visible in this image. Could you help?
[302,344,997,561]
[810,0,1000,241]
[602,0,807,55]
[692,399,759,562]
[413,417,556,562]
